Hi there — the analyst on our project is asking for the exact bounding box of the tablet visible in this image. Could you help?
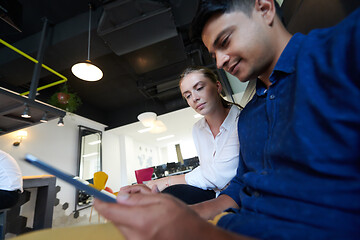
[25,154,117,203]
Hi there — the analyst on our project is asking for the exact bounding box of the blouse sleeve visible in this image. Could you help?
[185,113,240,190]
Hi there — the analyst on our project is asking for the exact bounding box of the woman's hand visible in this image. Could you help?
[146,174,187,192]
[119,184,159,195]
[145,178,168,192]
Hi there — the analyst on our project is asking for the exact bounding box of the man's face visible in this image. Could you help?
[201,9,275,82]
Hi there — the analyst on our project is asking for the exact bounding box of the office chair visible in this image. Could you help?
[135,167,154,184]
[89,171,108,223]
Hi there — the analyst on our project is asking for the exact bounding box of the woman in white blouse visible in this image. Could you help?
[146,66,241,204]
[0,150,23,209]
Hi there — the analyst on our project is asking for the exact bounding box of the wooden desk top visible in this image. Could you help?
[22,175,55,180]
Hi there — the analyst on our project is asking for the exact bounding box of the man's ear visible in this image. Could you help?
[254,0,276,26]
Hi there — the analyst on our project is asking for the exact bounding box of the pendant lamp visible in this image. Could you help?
[71,4,103,81]
[137,112,157,128]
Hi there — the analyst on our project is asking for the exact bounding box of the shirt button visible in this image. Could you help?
[269,94,276,100]
[253,191,260,197]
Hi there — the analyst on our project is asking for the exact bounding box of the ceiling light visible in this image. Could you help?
[137,112,157,128]
[13,130,28,146]
[138,127,152,133]
[82,152,99,158]
[150,120,167,134]
[21,104,31,118]
[57,116,64,126]
[71,61,103,81]
[71,4,103,81]
[137,112,167,134]
[88,140,101,145]
[40,112,48,123]
[156,135,174,141]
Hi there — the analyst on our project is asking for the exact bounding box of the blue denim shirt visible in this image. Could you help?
[219,8,360,239]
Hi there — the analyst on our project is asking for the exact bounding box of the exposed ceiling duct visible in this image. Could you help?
[0,0,22,32]
[96,0,192,106]
[97,0,178,56]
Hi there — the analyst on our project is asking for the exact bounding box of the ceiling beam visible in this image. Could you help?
[0,7,103,63]
[0,103,23,116]
[1,114,34,124]
[0,87,66,117]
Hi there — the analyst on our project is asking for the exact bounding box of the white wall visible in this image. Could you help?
[178,138,197,159]
[122,135,197,184]
[123,136,160,184]
[0,113,106,214]
[102,131,123,192]
[102,132,197,185]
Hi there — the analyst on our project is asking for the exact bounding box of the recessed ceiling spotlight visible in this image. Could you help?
[156,135,175,141]
[21,104,31,118]
[40,112,48,123]
[57,116,64,126]
[138,128,152,133]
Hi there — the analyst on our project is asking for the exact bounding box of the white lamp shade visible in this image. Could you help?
[71,61,103,81]
[137,112,157,127]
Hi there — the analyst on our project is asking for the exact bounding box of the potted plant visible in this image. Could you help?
[49,84,82,112]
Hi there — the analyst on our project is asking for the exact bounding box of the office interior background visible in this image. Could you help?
[1,0,359,236]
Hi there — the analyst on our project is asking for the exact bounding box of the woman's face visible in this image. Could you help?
[180,71,222,116]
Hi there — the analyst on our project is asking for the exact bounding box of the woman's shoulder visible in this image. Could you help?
[193,117,207,130]
[227,105,241,121]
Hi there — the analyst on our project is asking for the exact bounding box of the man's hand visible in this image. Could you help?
[94,193,204,240]
[94,193,250,240]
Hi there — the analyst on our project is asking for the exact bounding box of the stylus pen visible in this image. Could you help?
[25,154,117,203]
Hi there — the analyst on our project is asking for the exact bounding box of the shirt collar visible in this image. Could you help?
[198,117,207,129]
[271,33,305,76]
[221,105,239,131]
[198,105,239,131]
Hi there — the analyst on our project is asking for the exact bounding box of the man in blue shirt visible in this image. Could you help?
[94,1,360,239]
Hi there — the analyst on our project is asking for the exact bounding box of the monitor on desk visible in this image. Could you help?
[183,157,199,168]
[166,162,177,174]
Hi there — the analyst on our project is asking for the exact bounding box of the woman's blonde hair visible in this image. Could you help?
[180,66,243,109]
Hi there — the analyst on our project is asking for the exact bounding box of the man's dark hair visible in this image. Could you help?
[191,0,282,41]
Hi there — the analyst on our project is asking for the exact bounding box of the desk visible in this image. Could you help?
[22,175,56,230]
[167,169,192,176]
[153,169,192,180]
[6,175,56,235]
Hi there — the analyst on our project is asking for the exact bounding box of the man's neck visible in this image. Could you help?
[258,76,272,89]
[259,23,293,89]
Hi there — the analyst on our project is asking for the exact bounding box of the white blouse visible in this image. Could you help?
[0,150,23,192]
[185,105,241,195]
